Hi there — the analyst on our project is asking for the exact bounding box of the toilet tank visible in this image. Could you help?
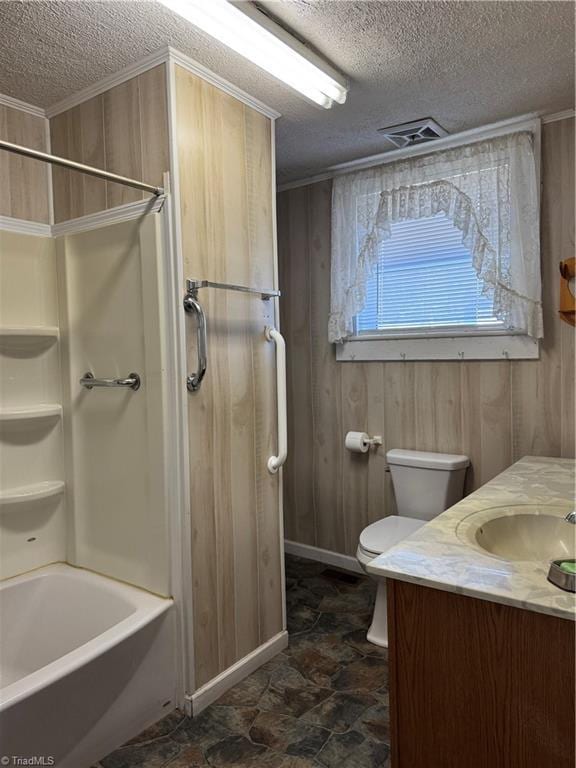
[387,449,470,521]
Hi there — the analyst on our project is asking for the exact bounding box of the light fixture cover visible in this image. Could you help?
[158,0,348,108]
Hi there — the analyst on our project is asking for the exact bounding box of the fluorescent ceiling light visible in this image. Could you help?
[158,0,348,108]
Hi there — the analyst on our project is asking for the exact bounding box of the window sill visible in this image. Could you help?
[336,333,539,362]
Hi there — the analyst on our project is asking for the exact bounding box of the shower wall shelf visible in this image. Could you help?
[0,405,63,423]
[0,326,60,347]
[0,480,65,507]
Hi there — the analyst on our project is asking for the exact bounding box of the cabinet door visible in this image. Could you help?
[388,579,576,768]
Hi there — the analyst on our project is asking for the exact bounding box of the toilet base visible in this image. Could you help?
[367,578,388,648]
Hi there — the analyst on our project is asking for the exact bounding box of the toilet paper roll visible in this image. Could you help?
[345,431,370,453]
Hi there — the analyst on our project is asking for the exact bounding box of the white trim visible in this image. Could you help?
[541,109,575,124]
[165,58,196,706]
[0,215,51,237]
[0,92,46,118]
[278,113,541,191]
[284,540,364,575]
[45,48,170,118]
[270,118,287,633]
[45,46,280,121]
[336,334,540,362]
[168,47,280,120]
[51,196,165,237]
[187,631,289,715]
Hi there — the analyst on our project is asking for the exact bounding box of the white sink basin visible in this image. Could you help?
[457,504,576,562]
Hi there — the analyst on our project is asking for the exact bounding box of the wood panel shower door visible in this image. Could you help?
[175,65,284,689]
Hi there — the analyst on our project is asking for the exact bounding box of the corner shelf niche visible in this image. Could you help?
[0,480,65,508]
[0,404,62,423]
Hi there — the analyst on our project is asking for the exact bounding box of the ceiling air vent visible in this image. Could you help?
[377,118,448,148]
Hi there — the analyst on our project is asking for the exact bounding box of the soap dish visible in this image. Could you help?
[547,559,576,593]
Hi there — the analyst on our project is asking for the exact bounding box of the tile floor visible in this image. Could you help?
[96,555,390,767]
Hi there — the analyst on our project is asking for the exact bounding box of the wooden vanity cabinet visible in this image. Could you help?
[387,579,575,768]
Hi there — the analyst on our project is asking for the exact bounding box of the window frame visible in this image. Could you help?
[335,116,541,362]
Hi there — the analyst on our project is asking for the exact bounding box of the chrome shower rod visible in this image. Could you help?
[0,139,164,197]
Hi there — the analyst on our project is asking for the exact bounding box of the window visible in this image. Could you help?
[330,119,542,361]
[356,214,502,336]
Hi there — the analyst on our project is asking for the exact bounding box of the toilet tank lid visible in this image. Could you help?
[386,449,470,470]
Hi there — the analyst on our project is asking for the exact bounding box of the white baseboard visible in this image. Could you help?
[187,630,288,716]
[284,540,363,574]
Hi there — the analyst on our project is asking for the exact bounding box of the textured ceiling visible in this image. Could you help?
[0,0,574,183]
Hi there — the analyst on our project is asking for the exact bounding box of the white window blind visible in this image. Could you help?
[356,213,502,335]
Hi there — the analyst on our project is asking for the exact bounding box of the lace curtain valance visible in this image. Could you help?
[329,131,542,343]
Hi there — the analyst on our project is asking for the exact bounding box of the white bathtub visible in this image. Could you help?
[0,564,176,767]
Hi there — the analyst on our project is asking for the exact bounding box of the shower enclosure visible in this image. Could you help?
[0,48,286,767]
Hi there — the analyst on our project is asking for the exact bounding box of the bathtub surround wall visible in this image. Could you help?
[277,117,575,559]
[0,231,65,579]
[57,216,171,596]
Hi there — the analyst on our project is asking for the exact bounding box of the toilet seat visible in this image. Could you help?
[359,515,425,556]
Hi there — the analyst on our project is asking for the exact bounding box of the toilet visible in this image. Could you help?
[357,448,470,647]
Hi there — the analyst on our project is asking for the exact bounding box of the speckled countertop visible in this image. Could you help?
[367,456,576,621]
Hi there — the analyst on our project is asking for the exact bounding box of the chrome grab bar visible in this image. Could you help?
[80,371,141,391]
[183,291,208,392]
[186,278,280,301]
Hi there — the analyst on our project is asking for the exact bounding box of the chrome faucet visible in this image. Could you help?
[565,510,576,524]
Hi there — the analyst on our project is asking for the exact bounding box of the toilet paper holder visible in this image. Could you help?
[345,431,383,454]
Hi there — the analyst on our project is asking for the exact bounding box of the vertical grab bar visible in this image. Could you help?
[265,326,287,474]
[183,291,207,392]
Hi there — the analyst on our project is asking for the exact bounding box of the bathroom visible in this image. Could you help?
[0,1,574,766]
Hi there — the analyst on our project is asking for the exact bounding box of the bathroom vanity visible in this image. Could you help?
[367,457,576,768]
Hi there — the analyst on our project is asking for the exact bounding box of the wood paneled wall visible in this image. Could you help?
[0,105,50,222]
[278,118,575,557]
[49,65,169,222]
[175,65,283,689]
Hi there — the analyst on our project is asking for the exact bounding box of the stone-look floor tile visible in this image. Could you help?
[342,629,388,659]
[215,669,269,707]
[287,604,321,635]
[352,700,390,743]
[317,731,390,768]
[331,656,388,693]
[100,737,181,768]
[166,743,207,766]
[126,709,187,745]
[102,556,389,768]
[250,711,330,758]
[205,735,267,767]
[302,692,377,733]
[314,611,373,636]
[259,682,333,718]
[289,648,341,687]
[318,590,375,615]
[285,631,362,665]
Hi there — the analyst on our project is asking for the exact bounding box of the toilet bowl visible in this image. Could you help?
[357,448,469,647]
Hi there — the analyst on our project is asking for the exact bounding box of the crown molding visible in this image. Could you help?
[278,112,541,191]
[0,93,46,119]
[167,47,280,120]
[44,45,280,120]
[541,108,575,124]
[45,47,171,117]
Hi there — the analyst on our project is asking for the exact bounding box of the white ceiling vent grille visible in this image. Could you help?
[377,118,448,148]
